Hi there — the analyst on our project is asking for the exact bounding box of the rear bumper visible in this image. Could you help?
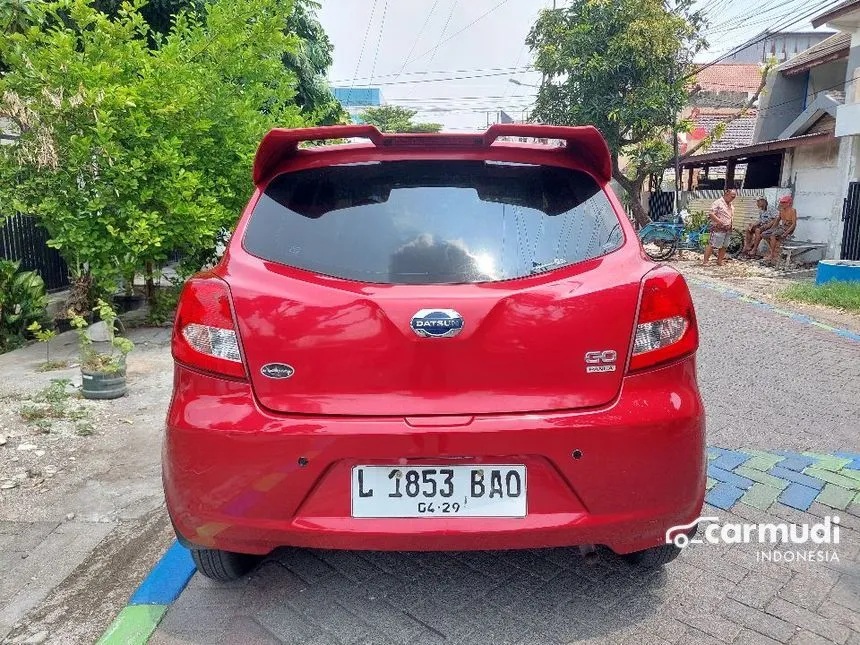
[163,358,705,555]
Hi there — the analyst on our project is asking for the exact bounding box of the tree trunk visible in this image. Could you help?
[628,191,648,228]
[612,169,649,228]
[144,261,155,303]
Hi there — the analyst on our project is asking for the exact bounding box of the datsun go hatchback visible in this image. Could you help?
[163,124,705,581]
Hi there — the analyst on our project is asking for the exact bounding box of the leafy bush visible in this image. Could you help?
[0,0,306,295]
[0,259,48,352]
[146,282,182,326]
[686,210,708,232]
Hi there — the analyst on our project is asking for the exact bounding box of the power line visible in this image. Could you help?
[700,0,835,65]
[347,0,380,100]
[707,0,807,35]
[428,0,459,66]
[391,0,441,83]
[403,0,513,68]
[387,93,535,102]
[330,65,534,85]
[690,0,839,78]
[368,0,390,84]
[368,68,539,88]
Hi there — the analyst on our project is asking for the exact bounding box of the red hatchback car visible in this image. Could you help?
[163,124,706,581]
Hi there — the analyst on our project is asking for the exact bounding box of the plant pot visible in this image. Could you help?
[114,294,146,314]
[55,311,96,333]
[81,366,127,400]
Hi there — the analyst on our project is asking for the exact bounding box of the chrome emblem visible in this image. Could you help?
[585,350,617,373]
[410,309,464,338]
[260,363,295,379]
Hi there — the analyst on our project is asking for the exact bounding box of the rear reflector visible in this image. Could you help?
[181,323,242,363]
[628,268,698,372]
[172,276,247,379]
[633,316,688,355]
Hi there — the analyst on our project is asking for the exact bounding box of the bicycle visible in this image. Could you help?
[638,220,744,261]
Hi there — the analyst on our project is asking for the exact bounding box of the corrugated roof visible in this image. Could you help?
[779,32,850,73]
[680,131,831,166]
[812,0,860,27]
[696,64,763,93]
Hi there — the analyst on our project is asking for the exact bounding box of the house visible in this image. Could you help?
[677,8,860,261]
[718,31,830,65]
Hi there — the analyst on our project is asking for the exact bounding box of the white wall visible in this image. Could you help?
[789,139,841,244]
[808,61,847,105]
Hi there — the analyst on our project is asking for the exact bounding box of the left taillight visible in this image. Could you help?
[628,266,699,373]
[172,275,247,380]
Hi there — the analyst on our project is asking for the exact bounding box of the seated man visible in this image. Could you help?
[762,195,797,264]
[742,196,775,257]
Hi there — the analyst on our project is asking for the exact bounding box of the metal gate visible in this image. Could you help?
[0,214,69,291]
[842,181,860,260]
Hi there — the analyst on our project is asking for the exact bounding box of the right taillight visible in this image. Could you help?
[628,267,699,372]
[172,275,247,380]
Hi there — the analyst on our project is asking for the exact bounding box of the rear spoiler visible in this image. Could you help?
[252,123,612,185]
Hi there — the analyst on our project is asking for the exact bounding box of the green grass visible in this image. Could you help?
[779,281,860,313]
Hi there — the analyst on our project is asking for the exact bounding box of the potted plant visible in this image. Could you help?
[70,300,134,400]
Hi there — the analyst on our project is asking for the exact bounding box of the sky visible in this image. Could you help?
[317,0,837,131]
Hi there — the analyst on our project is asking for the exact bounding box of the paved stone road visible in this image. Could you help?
[144,283,860,644]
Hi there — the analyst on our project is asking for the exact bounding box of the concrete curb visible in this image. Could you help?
[687,277,860,343]
[96,542,195,645]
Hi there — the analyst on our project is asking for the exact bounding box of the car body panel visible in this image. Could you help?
[164,356,705,555]
[164,125,704,557]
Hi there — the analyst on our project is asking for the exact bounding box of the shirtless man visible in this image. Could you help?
[762,195,797,264]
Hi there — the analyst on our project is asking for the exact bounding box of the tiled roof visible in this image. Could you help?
[696,64,763,93]
[779,32,850,73]
[690,110,758,154]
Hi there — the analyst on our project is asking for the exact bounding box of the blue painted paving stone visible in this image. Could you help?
[779,483,819,512]
[707,465,754,490]
[769,466,825,491]
[706,482,745,510]
[711,451,751,471]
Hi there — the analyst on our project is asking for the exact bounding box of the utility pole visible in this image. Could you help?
[671,67,681,219]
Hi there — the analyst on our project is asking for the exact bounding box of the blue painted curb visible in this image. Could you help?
[687,278,860,343]
[130,541,196,605]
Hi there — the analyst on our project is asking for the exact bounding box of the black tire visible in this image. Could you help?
[728,230,745,257]
[642,237,677,261]
[191,547,260,581]
[622,543,682,568]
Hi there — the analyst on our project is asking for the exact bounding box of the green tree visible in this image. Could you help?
[527,0,763,224]
[359,105,443,133]
[93,0,346,124]
[0,0,42,35]
[0,0,305,302]
[285,0,348,125]
[93,0,206,38]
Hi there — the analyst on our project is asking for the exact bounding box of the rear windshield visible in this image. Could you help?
[243,160,623,284]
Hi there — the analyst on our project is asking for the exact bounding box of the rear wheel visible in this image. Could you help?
[641,237,677,261]
[191,547,260,581]
[727,229,745,257]
[622,543,682,568]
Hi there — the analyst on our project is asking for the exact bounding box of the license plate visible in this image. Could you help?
[351,465,526,518]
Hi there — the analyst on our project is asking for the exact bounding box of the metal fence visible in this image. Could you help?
[0,214,69,291]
